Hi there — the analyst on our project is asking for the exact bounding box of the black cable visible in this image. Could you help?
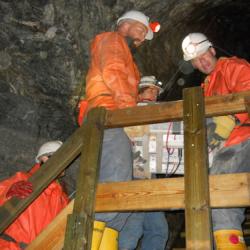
[165,147,175,177]
[171,148,183,176]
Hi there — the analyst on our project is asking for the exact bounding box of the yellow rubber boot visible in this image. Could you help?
[99,227,118,250]
[214,230,247,250]
[91,220,106,250]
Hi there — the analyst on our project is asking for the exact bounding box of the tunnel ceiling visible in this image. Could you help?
[0,0,250,190]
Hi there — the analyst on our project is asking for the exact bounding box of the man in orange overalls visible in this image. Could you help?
[0,141,69,250]
[182,32,250,250]
[84,9,158,248]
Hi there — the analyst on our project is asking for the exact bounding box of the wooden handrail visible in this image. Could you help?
[105,90,250,127]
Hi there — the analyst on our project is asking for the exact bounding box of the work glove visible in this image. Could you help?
[6,180,33,199]
[206,115,236,150]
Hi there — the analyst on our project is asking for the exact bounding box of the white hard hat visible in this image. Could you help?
[35,140,63,163]
[182,33,212,61]
[139,76,163,94]
[117,10,153,40]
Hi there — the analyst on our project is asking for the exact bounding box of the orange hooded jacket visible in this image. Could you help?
[202,57,250,146]
[86,32,140,111]
[0,164,69,249]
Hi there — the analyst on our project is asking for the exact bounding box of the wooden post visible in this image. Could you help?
[63,107,106,250]
[183,87,213,249]
[106,90,250,128]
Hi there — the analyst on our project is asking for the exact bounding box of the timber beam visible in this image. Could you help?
[105,90,250,127]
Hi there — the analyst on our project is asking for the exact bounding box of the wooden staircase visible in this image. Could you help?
[0,87,249,250]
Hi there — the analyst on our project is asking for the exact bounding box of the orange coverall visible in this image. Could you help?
[0,164,69,249]
[203,56,250,146]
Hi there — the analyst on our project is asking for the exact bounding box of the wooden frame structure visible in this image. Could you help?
[0,88,250,249]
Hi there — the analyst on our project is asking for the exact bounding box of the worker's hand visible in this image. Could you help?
[6,180,33,199]
[206,115,235,149]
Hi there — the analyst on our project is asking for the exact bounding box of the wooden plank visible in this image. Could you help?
[27,173,250,250]
[183,87,212,250]
[204,90,250,117]
[95,173,250,211]
[105,90,250,127]
[64,108,106,250]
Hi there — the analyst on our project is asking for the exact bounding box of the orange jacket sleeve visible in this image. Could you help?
[99,34,138,108]
[223,57,250,123]
[223,57,250,93]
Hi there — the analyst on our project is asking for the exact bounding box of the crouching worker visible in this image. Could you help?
[0,141,69,250]
[181,32,250,250]
[120,76,169,250]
